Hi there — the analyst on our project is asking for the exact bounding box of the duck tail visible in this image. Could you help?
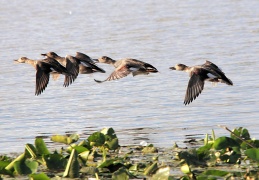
[144,63,158,73]
[222,77,233,86]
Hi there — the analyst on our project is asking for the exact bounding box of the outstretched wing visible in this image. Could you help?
[63,56,79,87]
[43,57,70,76]
[204,60,221,70]
[75,52,96,64]
[94,65,131,83]
[35,64,50,96]
[203,61,233,85]
[75,52,106,73]
[184,73,205,105]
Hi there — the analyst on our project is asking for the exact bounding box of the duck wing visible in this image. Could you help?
[75,52,96,64]
[204,60,221,70]
[203,61,233,85]
[184,73,205,105]
[75,52,106,73]
[42,57,70,76]
[63,56,79,87]
[94,65,131,83]
[81,61,106,73]
[35,63,50,96]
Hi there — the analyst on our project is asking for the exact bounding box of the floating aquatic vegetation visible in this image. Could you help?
[1,127,259,179]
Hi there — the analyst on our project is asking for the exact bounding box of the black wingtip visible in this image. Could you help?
[63,83,70,87]
[94,79,105,83]
[227,79,233,86]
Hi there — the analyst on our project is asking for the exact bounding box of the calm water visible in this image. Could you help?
[1,0,259,153]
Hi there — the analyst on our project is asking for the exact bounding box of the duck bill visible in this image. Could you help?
[41,53,47,56]
[170,67,176,70]
[14,60,19,64]
[93,58,100,63]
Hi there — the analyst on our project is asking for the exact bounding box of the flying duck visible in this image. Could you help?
[41,52,105,87]
[170,60,233,105]
[14,57,71,95]
[74,52,106,74]
[94,56,158,83]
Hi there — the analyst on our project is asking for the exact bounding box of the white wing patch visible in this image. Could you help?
[129,67,139,72]
[207,73,217,78]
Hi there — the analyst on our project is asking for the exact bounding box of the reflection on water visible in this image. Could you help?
[1,0,259,153]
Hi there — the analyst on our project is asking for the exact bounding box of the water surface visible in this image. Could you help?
[1,0,259,153]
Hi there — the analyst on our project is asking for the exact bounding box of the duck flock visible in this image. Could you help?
[14,52,233,105]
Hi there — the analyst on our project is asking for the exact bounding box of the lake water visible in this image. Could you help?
[1,0,259,154]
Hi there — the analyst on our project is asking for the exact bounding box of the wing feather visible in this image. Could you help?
[35,64,50,96]
[94,65,131,83]
[184,74,204,105]
[63,56,79,87]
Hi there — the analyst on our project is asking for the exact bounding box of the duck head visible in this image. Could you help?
[170,64,188,71]
[96,56,114,64]
[14,57,29,63]
[41,52,59,58]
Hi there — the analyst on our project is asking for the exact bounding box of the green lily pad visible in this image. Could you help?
[202,169,229,177]
[144,162,158,176]
[180,164,191,174]
[67,144,89,154]
[70,134,80,141]
[80,166,98,175]
[43,153,66,170]
[0,161,13,176]
[241,140,259,149]
[25,144,37,158]
[79,150,90,161]
[98,158,125,173]
[129,164,138,171]
[35,138,50,155]
[197,143,212,160]
[112,167,129,180]
[105,138,119,150]
[98,158,121,168]
[88,132,106,147]
[196,175,217,180]
[63,149,80,178]
[142,146,158,153]
[13,159,38,175]
[29,173,50,180]
[213,137,239,150]
[152,166,173,180]
[178,149,201,165]
[101,127,117,139]
[51,134,79,145]
[78,140,92,149]
[5,153,25,171]
[245,148,259,162]
[231,127,250,144]
[0,161,10,169]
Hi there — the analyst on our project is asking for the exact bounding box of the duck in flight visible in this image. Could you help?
[170,60,233,105]
[14,57,71,96]
[94,56,158,83]
[41,52,105,87]
[75,52,106,74]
